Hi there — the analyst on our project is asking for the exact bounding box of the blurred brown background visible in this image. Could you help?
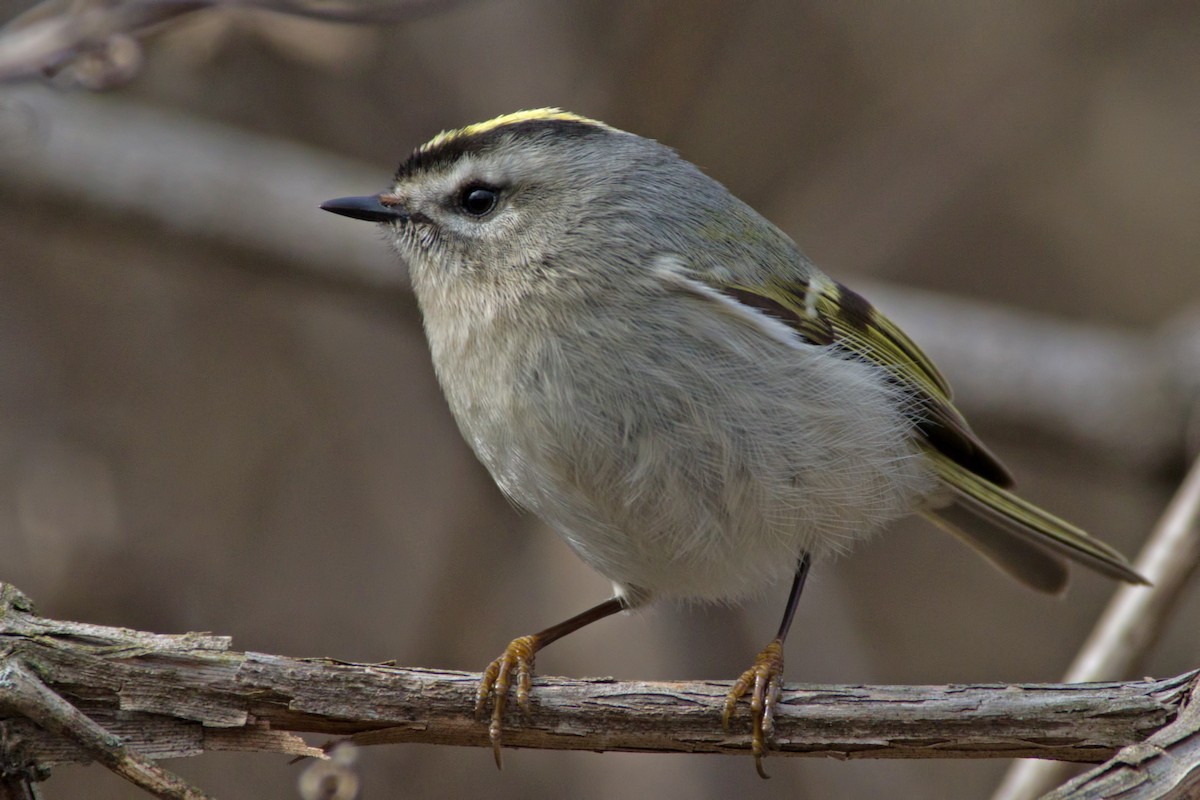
[1,1,1199,798]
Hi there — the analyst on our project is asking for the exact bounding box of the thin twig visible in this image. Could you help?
[991,453,1200,800]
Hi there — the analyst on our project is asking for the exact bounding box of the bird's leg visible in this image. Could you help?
[476,596,626,767]
[723,552,811,779]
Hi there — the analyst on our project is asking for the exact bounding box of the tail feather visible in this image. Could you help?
[926,451,1148,589]
[922,506,1069,593]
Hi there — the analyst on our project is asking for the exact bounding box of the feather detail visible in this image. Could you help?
[675,268,1146,588]
[713,277,1013,486]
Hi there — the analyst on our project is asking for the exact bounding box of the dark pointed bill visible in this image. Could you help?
[320,195,406,223]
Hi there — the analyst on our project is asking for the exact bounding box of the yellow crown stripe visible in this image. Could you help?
[419,109,611,152]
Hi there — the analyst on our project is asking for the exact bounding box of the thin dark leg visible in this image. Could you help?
[774,552,812,643]
[534,596,626,649]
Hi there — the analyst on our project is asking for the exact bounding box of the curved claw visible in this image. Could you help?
[475,635,539,769]
[723,638,785,779]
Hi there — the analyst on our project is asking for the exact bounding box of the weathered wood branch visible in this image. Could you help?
[1045,674,1200,800]
[0,583,1198,798]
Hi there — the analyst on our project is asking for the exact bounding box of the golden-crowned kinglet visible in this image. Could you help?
[322,109,1145,776]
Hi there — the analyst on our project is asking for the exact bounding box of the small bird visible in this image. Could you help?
[322,109,1146,776]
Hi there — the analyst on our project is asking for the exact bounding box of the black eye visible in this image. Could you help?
[459,185,499,217]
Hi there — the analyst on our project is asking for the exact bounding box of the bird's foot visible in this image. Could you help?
[475,634,539,768]
[723,637,784,779]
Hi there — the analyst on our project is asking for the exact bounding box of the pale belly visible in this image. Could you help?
[450,311,937,603]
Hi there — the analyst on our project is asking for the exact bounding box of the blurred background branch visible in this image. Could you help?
[2,85,1197,470]
[993,453,1200,800]
[0,0,472,88]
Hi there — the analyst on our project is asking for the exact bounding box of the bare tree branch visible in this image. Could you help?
[1044,677,1200,800]
[0,660,213,799]
[0,583,1198,799]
